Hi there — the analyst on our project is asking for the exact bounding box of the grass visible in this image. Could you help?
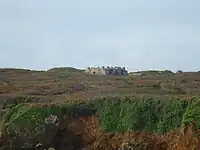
[1,67,200,105]
[0,67,200,117]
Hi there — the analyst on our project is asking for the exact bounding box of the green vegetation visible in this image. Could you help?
[182,98,200,128]
[4,103,95,134]
[130,70,174,76]
[91,96,192,133]
[0,105,9,138]
[47,67,84,73]
[2,95,199,136]
[0,103,31,145]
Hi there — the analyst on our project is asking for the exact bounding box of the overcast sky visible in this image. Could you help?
[0,0,200,71]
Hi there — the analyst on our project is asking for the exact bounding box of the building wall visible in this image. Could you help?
[85,66,128,76]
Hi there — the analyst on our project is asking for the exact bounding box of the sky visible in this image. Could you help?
[0,0,200,72]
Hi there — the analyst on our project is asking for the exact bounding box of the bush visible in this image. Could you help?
[1,102,96,149]
[6,103,96,134]
[157,99,189,133]
[182,98,200,128]
[91,95,191,133]
[2,95,200,149]
[4,96,200,135]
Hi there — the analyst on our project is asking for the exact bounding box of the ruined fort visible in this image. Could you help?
[84,66,128,76]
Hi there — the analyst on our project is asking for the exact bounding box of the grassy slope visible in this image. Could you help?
[1,68,200,149]
[0,67,200,105]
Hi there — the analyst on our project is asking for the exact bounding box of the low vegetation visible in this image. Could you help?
[47,67,84,73]
[0,95,200,149]
[1,68,200,149]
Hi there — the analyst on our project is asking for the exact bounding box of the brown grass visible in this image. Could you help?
[1,68,200,104]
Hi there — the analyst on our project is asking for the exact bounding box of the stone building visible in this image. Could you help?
[84,66,128,76]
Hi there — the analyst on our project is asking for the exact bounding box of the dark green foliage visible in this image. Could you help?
[152,84,161,89]
[6,102,96,134]
[91,96,190,133]
[157,99,189,133]
[177,70,183,73]
[6,96,200,135]
[182,98,200,128]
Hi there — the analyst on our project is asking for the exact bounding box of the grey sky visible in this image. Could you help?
[0,0,200,71]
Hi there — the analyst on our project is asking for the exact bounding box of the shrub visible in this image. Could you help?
[182,98,200,128]
[176,70,183,74]
[157,99,189,133]
[6,103,96,133]
[4,95,200,136]
[91,95,190,133]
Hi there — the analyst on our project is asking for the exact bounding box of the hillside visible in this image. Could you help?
[0,67,200,105]
[1,67,200,149]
